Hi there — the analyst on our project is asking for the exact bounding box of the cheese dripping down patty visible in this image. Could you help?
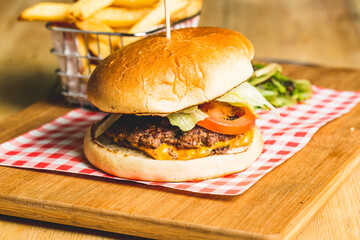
[113,128,254,161]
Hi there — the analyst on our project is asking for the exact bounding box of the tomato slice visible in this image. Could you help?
[197,101,256,135]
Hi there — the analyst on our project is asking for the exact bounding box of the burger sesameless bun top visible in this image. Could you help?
[87,27,255,114]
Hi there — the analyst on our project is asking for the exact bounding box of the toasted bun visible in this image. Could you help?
[83,125,263,182]
[87,27,254,114]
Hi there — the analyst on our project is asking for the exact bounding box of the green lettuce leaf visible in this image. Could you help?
[217,82,279,117]
[293,79,313,102]
[250,63,313,107]
[167,106,209,131]
[249,63,282,85]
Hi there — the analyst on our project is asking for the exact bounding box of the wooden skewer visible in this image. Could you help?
[164,0,171,39]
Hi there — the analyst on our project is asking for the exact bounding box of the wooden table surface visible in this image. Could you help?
[1,0,360,239]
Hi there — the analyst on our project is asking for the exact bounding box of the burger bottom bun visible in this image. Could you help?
[83,126,263,182]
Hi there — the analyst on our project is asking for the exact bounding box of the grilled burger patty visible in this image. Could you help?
[105,114,236,150]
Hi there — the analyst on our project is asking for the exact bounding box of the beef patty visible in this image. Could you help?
[105,114,236,150]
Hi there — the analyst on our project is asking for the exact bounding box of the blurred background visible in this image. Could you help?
[1,0,360,121]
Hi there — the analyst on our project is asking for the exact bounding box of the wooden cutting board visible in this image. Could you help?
[0,64,359,240]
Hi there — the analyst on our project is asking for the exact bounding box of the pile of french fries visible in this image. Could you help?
[19,0,202,76]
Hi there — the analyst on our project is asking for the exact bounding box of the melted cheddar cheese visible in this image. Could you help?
[114,129,254,160]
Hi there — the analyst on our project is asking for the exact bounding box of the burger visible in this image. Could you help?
[84,27,276,182]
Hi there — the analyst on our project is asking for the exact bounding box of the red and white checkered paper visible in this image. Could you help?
[0,86,359,195]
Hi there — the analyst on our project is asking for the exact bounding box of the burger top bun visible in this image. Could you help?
[87,27,255,114]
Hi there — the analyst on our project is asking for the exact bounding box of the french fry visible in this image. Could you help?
[76,34,88,58]
[75,34,92,75]
[128,0,187,33]
[171,0,202,21]
[75,18,120,48]
[66,0,115,21]
[87,36,112,59]
[119,0,187,47]
[92,7,150,28]
[18,2,70,22]
[112,0,159,8]
[76,18,115,36]
[114,27,131,32]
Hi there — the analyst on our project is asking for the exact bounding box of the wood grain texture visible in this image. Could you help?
[297,165,360,240]
[0,215,140,240]
[0,65,359,239]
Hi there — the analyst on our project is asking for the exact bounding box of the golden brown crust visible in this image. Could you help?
[87,27,255,114]
[83,125,263,182]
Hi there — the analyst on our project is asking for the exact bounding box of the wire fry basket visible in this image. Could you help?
[47,12,200,106]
